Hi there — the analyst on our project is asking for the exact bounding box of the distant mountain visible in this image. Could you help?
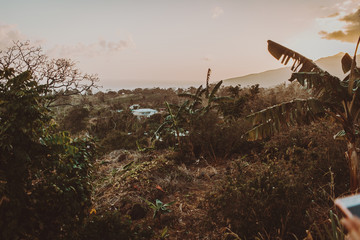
[222,52,355,88]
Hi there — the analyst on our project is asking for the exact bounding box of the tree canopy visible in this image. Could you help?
[0,41,99,107]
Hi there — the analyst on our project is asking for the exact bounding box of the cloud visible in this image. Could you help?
[320,9,360,42]
[48,36,136,58]
[0,24,25,49]
[318,1,360,43]
[211,6,224,19]
[327,12,340,18]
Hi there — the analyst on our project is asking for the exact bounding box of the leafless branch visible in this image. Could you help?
[0,41,99,107]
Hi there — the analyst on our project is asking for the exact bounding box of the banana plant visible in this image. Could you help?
[152,100,189,148]
[140,198,176,219]
[178,68,231,115]
[154,69,231,149]
[244,37,360,191]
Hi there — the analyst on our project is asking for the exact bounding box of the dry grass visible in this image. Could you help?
[91,149,228,239]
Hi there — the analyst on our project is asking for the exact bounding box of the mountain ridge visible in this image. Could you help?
[222,52,357,88]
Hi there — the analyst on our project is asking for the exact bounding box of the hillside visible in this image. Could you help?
[222,52,352,88]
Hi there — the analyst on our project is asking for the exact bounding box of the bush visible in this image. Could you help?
[100,130,138,152]
[207,159,312,238]
[263,122,348,195]
[0,70,97,239]
[61,106,90,134]
[32,137,97,239]
[181,112,255,162]
[89,110,152,152]
[207,122,348,239]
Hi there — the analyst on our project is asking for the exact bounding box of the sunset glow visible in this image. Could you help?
[1,0,360,89]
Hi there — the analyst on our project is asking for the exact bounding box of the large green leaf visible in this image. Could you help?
[244,98,324,140]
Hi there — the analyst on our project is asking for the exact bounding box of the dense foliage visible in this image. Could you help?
[207,122,348,239]
[44,77,351,239]
[1,39,355,238]
[0,69,96,239]
[246,39,360,191]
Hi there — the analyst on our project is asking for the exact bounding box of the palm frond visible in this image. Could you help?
[195,85,204,97]
[244,98,324,140]
[208,80,223,102]
[268,40,323,73]
[348,36,360,95]
[175,100,189,119]
[152,122,168,140]
[212,96,233,103]
[290,72,347,102]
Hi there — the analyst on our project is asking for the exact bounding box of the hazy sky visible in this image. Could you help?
[1,0,360,89]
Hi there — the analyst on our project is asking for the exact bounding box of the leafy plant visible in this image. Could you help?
[141,198,176,219]
[308,210,345,240]
[0,68,97,239]
[245,37,360,191]
[60,106,90,133]
[178,69,230,115]
[33,135,97,239]
[154,69,242,161]
[153,101,189,149]
[207,121,348,239]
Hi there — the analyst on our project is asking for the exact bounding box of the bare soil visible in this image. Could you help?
[92,149,231,239]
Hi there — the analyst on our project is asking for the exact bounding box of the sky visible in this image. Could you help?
[1,0,360,90]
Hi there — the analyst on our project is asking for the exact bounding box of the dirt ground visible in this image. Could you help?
[92,149,233,239]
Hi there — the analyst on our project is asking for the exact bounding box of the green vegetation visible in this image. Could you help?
[1,40,358,239]
[0,68,96,239]
[141,198,176,219]
[246,38,360,191]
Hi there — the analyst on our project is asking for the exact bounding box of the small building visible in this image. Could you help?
[131,108,158,118]
[125,104,159,118]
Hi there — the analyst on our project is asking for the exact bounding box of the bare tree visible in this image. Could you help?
[0,41,99,107]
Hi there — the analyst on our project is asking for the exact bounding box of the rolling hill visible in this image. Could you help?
[222,52,351,88]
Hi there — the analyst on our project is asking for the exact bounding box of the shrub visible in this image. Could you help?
[100,130,138,152]
[32,136,97,239]
[60,106,90,134]
[0,69,97,239]
[207,159,312,238]
[89,109,152,152]
[207,121,348,239]
[263,122,348,195]
[190,114,256,161]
